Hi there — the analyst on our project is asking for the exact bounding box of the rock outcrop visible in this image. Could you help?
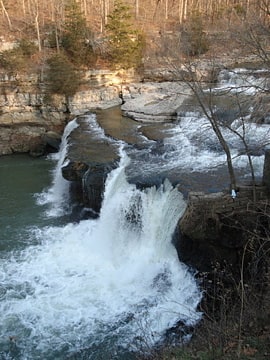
[176,185,270,273]
[121,82,191,122]
[0,85,122,156]
[0,79,69,155]
[68,87,122,115]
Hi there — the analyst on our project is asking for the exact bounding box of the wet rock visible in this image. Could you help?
[10,128,44,153]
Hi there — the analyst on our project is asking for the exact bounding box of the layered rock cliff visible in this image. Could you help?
[0,75,65,155]
[0,69,139,156]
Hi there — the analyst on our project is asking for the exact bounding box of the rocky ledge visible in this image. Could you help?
[0,70,133,156]
[0,85,123,156]
[121,82,191,122]
[0,79,191,155]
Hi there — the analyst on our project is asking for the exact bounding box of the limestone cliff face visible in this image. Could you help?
[0,74,64,155]
[0,69,139,156]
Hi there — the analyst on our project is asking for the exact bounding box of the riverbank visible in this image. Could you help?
[143,252,270,360]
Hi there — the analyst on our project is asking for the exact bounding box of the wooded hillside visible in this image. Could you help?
[1,0,269,45]
[1,1,270,33]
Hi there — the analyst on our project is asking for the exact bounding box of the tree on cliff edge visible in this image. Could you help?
[105,0,145,70]
[61,0,97,67]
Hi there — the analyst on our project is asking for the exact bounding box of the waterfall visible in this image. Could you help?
[0,147,202,360]
[217,68,269,94]
[36,119,79,217]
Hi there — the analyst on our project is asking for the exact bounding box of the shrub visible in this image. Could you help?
[0,39,38,74]
[45,53,82,99]
[17,39,38,57]
[105,0,145,70]
[182,12,209,57]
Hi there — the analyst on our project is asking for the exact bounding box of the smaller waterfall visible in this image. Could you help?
[37,119,79,217]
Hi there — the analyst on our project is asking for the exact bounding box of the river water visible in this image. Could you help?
[1,67,270,359]
[0,155,57,254]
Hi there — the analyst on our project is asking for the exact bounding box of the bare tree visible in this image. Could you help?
[178,0,188,23]
[182,64,237,192]
[1,0,12,29]
[159,21,270,197]
[31,0,41,51]
[100,0,110,32]
[52,0,65,53]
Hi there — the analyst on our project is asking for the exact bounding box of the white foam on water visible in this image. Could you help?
[0,150,202,359]
[126,110,267,182]
[231,118,270,147]
[160,114,230,172]
[83,112,108,139]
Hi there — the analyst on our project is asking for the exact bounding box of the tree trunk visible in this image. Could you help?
[22,0,26,16]
[189,80,237,191]
[33,0,42,51]
[165,0,168,20]
[1,0,12,29]
[135,0,139,19]
[100,0,109,32]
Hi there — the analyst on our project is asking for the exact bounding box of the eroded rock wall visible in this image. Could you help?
[0,76,67,155]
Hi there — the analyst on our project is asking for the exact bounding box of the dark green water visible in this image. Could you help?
[0,154,55,254]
